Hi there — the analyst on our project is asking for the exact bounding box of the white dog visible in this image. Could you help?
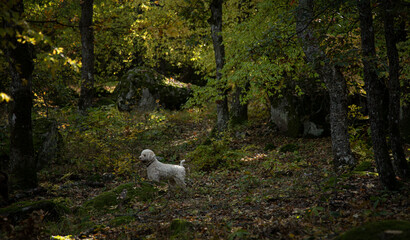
[139,149,186,189]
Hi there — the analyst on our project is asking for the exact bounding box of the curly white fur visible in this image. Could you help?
[139,149,186,189]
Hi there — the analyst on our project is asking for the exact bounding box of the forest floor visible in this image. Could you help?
[2,106,410,239]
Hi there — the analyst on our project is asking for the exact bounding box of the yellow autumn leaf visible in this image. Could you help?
[0,92,12,102]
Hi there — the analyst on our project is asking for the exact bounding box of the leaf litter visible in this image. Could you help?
[4,110,409,240]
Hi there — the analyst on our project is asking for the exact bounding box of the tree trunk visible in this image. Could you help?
[296,0,355,168]
[231,83,249,125]
[358,0,398,190]
[230,0,251,126]
[4,0,37,189]
[210,0,229,132]
[78,0,95,112]
[382,0,410,179]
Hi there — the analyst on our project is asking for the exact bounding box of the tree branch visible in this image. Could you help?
[26,19,77,29]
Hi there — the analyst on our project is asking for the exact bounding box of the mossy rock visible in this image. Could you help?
[169,219,193,240]
[83,191,117,210]
[109,215,135,227]
[187,140,244,172]
[264,143,276,151]
[336,220,410,240]
[113,67,190,112]
[83,182,157,211]
[279,143,299,153]
[114,182,157,202]
[0,199,70,223]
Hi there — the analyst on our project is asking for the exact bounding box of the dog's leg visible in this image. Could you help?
[174,177,187,190]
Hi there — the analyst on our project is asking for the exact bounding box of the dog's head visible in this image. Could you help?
[139,149,156,164]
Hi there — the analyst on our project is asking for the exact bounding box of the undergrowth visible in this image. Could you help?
[1,105,409,240]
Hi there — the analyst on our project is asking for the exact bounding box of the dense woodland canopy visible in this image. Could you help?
[0,0,410,239]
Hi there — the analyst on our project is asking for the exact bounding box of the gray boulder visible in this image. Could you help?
[113,67,191,112]
[269,91,329,138]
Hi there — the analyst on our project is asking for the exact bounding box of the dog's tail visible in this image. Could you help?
[180,160,186,166]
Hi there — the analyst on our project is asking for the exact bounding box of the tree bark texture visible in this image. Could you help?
[4,0,37,189]
[210,0,229,132]
[78,0,95,112]
[231,83,249,125]
[358,0,398,190]
[230,0,252,125]
[296,0,355,168]
[382,0,410,179]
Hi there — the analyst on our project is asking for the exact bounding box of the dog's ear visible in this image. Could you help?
[148,151,155,160]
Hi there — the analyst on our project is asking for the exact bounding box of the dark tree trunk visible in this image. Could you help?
[230,0,252,125]
[296,0,355,168]
[4,0,37,189]
[382,0,410,179]
[231,83,249,125]
[358,0,398,190]
[78,0,95,112]
[210,0,229,132]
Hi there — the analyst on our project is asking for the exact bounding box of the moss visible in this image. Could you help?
[187,140,244,172]
[264,143,276,151]
[336,220,410,240]
[279,143,299,153]
[169,219,193,240]
[354,160,374,171]
[83,191,117,210]
[109,215,135,227]
[113,182,157,202]
[0,199,69,223]
[83,182,157,211]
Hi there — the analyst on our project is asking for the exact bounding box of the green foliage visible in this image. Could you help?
[348,103,372,160]
[2,1,410,239]
[169,219,194,240]
[349,124,373,161]
[59,106,136,176]
[187,138,245,172]
[3,0,408,121]
[354,160,374,172]
[336,220,410,240]
[186,0,315,109]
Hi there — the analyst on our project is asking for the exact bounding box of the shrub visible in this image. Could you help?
[187,139,244,172]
